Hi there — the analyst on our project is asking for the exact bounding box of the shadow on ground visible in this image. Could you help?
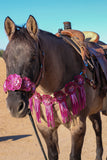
[0,134,32,142]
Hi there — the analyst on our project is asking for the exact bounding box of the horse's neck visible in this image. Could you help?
[37,30,84,94]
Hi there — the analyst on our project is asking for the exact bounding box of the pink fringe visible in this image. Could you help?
[77,86,86,110]
[69,93,79,115]
[54,91,69,123]
[42,95,55,127]
[74,75,86,110]
[28,75,86,127]
[29,97,33,112]
[33,92,42,123]
[65,82,79,115]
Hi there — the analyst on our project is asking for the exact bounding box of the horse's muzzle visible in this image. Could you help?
[8,100,28,118]
[6,91,29,118]
[16,100,28,117]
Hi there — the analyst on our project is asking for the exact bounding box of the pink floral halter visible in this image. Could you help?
[3,73,86,128]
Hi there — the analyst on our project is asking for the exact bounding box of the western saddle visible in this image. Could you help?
[56,22,107,86]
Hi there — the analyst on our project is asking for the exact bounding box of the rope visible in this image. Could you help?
[27,109,48,160]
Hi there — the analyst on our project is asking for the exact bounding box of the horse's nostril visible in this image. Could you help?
[17,101,25,113]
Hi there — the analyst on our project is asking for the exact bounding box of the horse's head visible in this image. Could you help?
[3,15,41,117]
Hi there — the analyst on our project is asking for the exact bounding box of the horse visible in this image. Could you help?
[3,15,107,160]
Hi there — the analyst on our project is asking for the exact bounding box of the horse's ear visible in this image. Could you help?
[4,17,15,40]
[26,15,38,38]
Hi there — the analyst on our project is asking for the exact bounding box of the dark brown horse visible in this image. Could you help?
[3,15,106,160]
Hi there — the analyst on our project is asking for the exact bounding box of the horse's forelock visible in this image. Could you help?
[9,26,39,49]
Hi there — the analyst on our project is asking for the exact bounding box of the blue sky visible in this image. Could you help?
[0,0,107,49]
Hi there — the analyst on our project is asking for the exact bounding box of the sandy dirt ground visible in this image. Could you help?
[0,57,107,160]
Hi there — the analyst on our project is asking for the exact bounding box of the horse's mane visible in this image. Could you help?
[39,29,59,40]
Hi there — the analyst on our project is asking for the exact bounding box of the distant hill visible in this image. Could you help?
[0,49,4,57]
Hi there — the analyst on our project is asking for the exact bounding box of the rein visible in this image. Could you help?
[35,51,45,87]
[27,109,48,160]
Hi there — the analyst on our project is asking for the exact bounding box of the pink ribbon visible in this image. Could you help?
[74,75,86,110]
[33,92,42,123]
[65,82,79,115]
[42,95,55,127]
[54,91,69,123]
[29,92,42,123]
[29,97,33,112]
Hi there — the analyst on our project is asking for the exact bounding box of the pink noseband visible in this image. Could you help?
[3,74,36,93]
